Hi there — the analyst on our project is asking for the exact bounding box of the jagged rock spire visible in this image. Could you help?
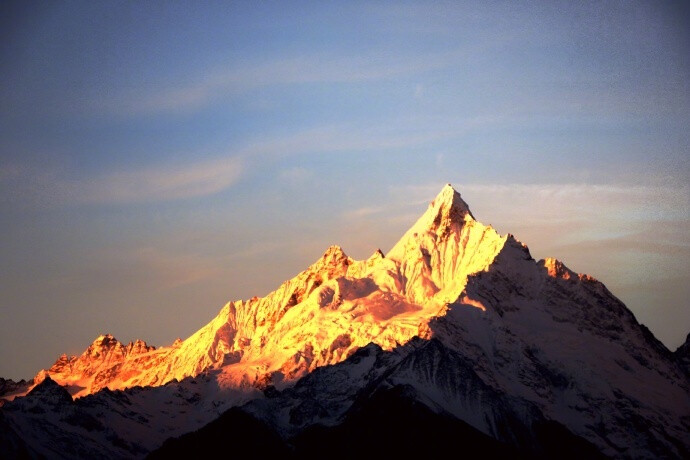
[409,184,474,235]
[432,183,474,221]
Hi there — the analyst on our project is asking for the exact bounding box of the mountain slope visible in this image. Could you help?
[1,374,256,459]
[2,184,688,459]
[675,334,690,375]
[18,184,511,397]
[150,340,606,459]
[438,241,690,457]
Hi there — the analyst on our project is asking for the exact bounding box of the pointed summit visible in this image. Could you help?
[433,183,474,221]
[408,184,474,237]
[389,185,475,256]
[91,334,119,347]
[310,245,352,274]
[387,184,506,305]
[26,375,73,405]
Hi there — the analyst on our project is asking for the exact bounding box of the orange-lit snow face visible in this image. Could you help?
[24,185,508,398]
[22,185,587,399]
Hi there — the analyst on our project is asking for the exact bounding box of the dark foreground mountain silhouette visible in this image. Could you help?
[149,341,607,460]
[1,185,688,459]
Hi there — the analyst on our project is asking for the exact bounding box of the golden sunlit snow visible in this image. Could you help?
[25,185,589,398]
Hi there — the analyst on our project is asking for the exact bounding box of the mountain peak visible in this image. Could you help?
[322,245,347,259]
[79,334,126,361]
[26,374,73,405]
[92,334,119,346]
[421,184,474,233]
[91,334,121,349]
[312,245,351,270]
[386,184,506,305]
[539,258,577,280]
[389,185,475,252]
[434,183,474,219]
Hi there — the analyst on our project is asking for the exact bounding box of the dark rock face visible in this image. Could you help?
[0,378,31,400]
[149,373,605,460]
[148,408,288,459]
[0,411,33,459]
[675,333,690,375]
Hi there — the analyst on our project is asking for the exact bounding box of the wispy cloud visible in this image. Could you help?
[237,121,465,160]
[80,156,243,204]
[1,156,243,205]
[3,119,463,207]
[99,51,464,115]
[384,181,690,265]
[394,182,690,224]
[343,206,384,219]
[1,120,463,207]
[68,246,225,292]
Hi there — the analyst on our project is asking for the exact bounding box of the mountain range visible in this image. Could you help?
[1,184,688,459]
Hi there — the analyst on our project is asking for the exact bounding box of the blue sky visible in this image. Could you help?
[1,1,688,379]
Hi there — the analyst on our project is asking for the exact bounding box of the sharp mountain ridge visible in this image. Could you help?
[1,184,687,459]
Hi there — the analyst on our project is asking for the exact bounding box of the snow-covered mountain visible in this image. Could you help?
[151,340,608,459]
[1,184,688,458]
[6,184,511,399]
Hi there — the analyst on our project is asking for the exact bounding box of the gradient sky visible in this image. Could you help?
[1,1,688,380]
